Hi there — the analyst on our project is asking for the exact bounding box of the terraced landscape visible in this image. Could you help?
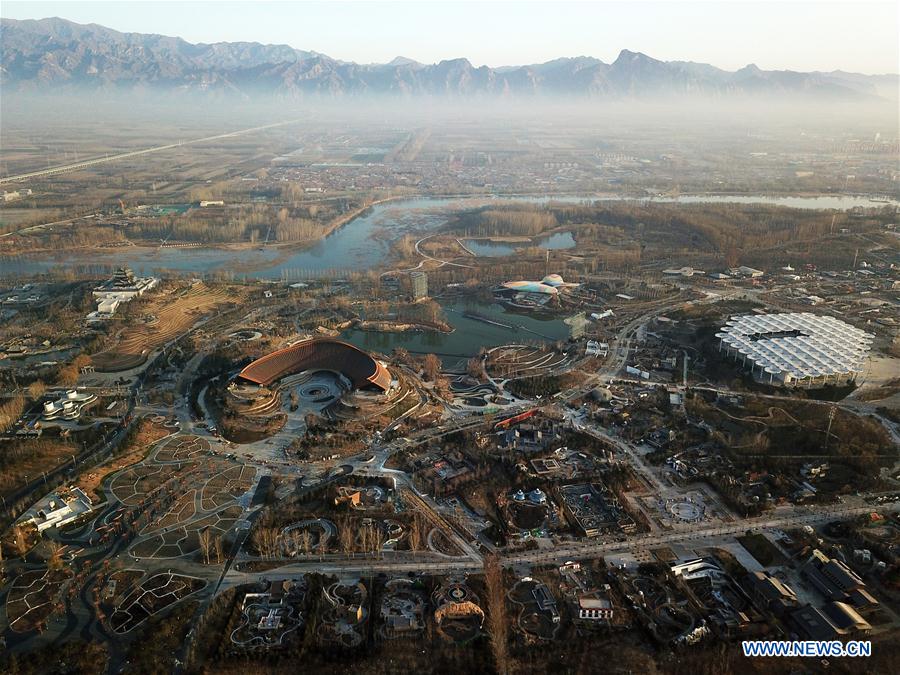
[485,345,572,380]
[91,282,244,371]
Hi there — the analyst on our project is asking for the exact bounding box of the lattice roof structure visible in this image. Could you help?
[716,313,872,387]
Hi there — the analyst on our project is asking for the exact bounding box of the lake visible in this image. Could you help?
[341,299,572,367]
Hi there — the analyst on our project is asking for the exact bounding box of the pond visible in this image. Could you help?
[462,231,576,257]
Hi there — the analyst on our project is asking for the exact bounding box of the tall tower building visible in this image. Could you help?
[410,271,428,301]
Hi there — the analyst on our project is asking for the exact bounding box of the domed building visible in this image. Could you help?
[528,488,547,504]
[495,273,579,306]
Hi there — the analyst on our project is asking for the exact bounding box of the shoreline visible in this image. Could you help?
[354,319,455,335]
[1,190,896,278]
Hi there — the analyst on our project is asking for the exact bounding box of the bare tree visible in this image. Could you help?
[0,396,26,432]
[339,518,355,553]
[56,364,80,387]
[27,380,47,401]
[408,514,424,551]
[370,523,383,558]
[266,527,280,559]
[214,534,224,563]
[423,353,442,382]
[198,527,212,565]
[484,555,510,675]
[252,526,279,560]
[360,523,370,555]
[9,524,32,557]
[288,529,301,557]
[300,529,312,556]
[46,540,64,571]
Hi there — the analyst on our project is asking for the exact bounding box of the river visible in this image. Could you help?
[1,193,895,279]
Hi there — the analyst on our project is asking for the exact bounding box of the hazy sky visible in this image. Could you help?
[2,1,898,74]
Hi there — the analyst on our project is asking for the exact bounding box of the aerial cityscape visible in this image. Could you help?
[0,1,898,673]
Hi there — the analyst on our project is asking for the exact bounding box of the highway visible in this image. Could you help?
[0,120,301,184]
[0,213,89,239]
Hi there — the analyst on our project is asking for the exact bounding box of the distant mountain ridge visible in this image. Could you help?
[1,17,895,100]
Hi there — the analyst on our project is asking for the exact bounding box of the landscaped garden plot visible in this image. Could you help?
[6,568,73,633]
[155,434,210,462]
[200,464,256,510]
[76,419,171,500]
[109,461,195,505]
[130,504,243,559]
[108,572,206,634]
[141,489,197,533]
[102,569,145,604]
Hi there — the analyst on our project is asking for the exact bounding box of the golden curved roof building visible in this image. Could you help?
[237,338,392,392]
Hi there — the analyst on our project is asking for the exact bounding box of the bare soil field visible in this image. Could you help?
[852,356,900,406]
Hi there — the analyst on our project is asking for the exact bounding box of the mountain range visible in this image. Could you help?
[1,17,895,100]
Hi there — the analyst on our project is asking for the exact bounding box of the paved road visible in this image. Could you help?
[0,213,90,239]
[413,233,475,269]
[188,500,900,579]
[0,120,301,184]
[503,501,900,566]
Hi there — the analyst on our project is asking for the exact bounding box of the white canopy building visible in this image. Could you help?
[716,313,872,388]
[41,389,98,421]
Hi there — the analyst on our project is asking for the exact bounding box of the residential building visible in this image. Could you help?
[410,271,428,301]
